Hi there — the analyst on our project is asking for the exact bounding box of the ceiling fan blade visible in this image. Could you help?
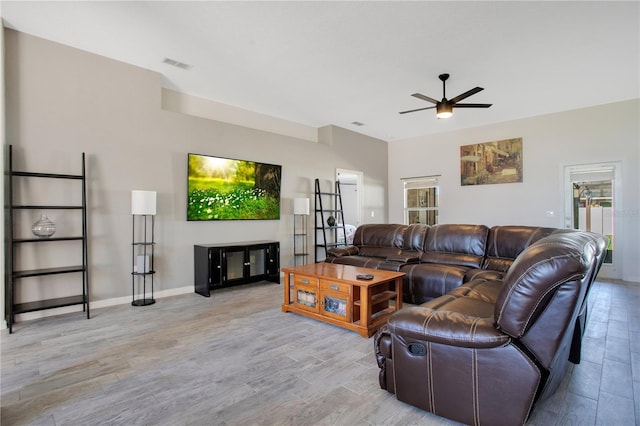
[399,106,436,114]
[452,103,492,108]
[449,87,484,104]
[411,93,439,104]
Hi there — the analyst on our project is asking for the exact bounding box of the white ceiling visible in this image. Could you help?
[2,1,639,142]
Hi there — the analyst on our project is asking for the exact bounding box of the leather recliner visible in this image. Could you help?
[374,231,608,425]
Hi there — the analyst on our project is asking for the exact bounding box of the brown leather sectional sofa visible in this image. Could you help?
[326,223,562,304]
[326,223,608,425]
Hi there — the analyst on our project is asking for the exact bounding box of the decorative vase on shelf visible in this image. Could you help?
[32,214,56,238]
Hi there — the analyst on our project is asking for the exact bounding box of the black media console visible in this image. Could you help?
[194,240,280,297]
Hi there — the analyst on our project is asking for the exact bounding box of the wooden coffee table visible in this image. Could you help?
[281,263,404,337]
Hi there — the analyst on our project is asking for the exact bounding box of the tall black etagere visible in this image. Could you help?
[314,178,347,262]
[6,145,90,333]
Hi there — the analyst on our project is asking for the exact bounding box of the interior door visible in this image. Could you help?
[564,162,621,278]
[336,169,363,227]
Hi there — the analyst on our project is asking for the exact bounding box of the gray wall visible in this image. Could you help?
[388,99,640,282]
[3,29,388,306]
[4,27,638,321]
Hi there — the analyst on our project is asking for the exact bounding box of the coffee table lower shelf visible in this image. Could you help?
[281,263,404,338]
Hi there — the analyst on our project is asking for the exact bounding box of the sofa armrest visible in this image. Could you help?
[374,325,395,392]
[378,254,420,271]
[374,324,392,368]
[326,246,359,257]
[387,306,510,348]
[386,254,420,264]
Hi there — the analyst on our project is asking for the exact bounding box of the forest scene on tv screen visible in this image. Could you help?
[188,153,281,220]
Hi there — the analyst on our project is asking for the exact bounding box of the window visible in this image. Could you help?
[402,176,439,225]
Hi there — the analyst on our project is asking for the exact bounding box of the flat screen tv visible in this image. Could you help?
[187,153,282,221]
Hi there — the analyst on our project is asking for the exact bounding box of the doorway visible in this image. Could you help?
[336,169,363,228]
[564,162,621,278]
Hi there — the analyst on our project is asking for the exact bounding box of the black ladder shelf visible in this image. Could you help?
[6,145,90,333]
[314,178,347,262]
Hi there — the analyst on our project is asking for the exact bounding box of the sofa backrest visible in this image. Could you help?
[483,226,556,272]
[352,224,407,258]
[420,224,489,268]
[403,224,428,253]
[551,229,609,287]
[494,232,602,364]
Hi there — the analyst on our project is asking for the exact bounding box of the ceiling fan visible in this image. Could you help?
[400,73,492,119]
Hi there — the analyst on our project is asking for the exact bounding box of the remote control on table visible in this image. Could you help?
[356,274,374,280]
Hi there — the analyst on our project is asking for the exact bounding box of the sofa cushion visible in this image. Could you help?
[447,278,504,304]
[388,280,509,348]
[495,233,596,338]
[401,263,472,304]
[421,224,489,268]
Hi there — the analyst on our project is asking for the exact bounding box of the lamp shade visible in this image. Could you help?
[131,190,157,215]
[436,103,453,119]
[293,197,310,215]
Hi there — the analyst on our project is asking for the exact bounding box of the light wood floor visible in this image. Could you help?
[1,278,638,425]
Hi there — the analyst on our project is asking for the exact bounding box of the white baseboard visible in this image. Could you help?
[2,286,193,328]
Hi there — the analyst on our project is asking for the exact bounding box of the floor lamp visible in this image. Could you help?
[131,190,156,306]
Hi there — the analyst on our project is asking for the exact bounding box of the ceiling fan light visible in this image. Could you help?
[436,103,453,119]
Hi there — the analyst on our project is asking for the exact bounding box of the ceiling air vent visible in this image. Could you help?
[162,58,191,70]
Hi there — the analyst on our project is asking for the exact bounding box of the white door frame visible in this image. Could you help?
[336,168,363,227]
[563,161,622,279]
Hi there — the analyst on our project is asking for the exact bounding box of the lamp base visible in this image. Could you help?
[132,298,155,307]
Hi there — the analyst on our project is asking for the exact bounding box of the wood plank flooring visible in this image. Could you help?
[1,278,638,425]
